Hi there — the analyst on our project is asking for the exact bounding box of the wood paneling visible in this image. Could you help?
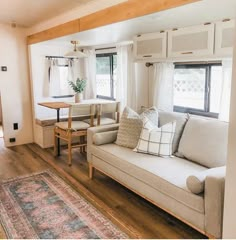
[27,0,200,45]
[80,0,200,32]
[27,19,80,45]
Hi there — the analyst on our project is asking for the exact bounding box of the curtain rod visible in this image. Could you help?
[145,60,222,67]
[45,56,75,59]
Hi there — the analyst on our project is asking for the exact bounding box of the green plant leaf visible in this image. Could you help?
[68,77,87,93]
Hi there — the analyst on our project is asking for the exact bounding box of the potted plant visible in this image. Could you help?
[68,78,86,103]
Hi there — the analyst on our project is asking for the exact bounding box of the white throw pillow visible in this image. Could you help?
[134,117,176,157]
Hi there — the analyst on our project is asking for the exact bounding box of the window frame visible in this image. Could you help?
[173,63,222,118]
[96,52,117,100]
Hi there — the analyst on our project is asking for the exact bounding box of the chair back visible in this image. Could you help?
[68,103,95,128]
[97,102,120,125]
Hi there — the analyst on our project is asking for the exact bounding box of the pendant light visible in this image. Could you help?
[64,40,87,58]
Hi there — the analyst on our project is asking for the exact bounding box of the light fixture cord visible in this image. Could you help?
[74,42,77,52]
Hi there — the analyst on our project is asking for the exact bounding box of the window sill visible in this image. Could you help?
[174,106,219,119]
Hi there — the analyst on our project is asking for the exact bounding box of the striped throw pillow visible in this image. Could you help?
[134,117,176,157]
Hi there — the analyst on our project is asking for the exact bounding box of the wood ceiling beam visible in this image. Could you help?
[27,0,200,45]
[27,20,80,45]
[80,0,200,32]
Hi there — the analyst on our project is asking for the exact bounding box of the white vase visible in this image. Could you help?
[75,93,83,103]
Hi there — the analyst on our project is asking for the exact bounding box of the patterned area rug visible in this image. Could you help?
[0,170,128,239]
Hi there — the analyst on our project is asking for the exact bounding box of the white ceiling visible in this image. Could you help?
[0,0,95,27]
[44,0,236,48]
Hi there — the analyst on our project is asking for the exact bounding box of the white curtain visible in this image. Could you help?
[116,44,137,111]
[84,49,97,99]
[47,58,76,97]
[43,58,50,97]
[49,59,61,97]
[152,62,175,111]
[67,59,75,95]
[219,59,233,121]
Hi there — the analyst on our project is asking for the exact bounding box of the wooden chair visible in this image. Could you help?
[97,102,120,126]
[54,103,95,166]
[83,102,120,126]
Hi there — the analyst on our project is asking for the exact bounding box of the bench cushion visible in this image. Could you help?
[91,143,206,213]
[36,116,68,127]
[83,117,116,126]
[55,121,90,130]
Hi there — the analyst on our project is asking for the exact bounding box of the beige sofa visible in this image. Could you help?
[87,111,228,238]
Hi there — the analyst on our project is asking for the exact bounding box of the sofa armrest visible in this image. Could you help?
[205,167,225,238]
[87,124,120,162]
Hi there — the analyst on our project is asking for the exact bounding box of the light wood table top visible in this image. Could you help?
[38,99,117,109]
[38,102,70,109]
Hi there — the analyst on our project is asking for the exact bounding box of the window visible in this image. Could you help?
[174,63,222,118]
[49,60,73,98]
[96,53,117,100]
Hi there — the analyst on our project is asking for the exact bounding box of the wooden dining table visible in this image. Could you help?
[38,99,117,155]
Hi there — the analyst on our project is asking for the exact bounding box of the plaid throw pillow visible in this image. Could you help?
[134,117,176,157]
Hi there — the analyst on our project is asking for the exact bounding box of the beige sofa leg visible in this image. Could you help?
[89,164,94,179]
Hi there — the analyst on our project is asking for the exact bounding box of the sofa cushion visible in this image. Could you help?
[93,130,118,145]
[186,166,226,194]
[135,117,176,157]
[177,117,228,168]
[91,143,206,213]
[158,111,188,154]
[116,106,158,149]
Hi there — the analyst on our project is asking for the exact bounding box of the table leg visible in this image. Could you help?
[57,109,60,156]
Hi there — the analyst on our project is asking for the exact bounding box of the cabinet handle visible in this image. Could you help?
[181,52,193,55]
[143,55,152,57]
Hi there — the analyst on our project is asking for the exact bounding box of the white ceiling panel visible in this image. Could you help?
[0,0,94,27]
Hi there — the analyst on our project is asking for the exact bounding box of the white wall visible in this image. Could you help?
[223,32,236,238]
[0,23,33,146]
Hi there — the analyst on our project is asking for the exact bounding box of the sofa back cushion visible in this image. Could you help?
[177,117,228,168]
[116,106,158,149]
[158,111,188,153]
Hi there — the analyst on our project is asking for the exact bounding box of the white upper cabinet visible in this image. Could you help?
[215,19,235,56]
[134,31,167,60]
[168,23,215,58]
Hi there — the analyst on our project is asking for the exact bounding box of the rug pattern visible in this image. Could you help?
[0,170,127,239]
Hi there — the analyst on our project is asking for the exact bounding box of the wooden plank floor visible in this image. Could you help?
[0,139,206,239]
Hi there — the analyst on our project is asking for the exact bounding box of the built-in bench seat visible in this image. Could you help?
[35,116,68,127]
[35,116,87,127]
[34,116,91,148]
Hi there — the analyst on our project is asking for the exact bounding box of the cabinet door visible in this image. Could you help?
[134,32,167,60]
[215,19,235,56]
[168,23,214,58]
